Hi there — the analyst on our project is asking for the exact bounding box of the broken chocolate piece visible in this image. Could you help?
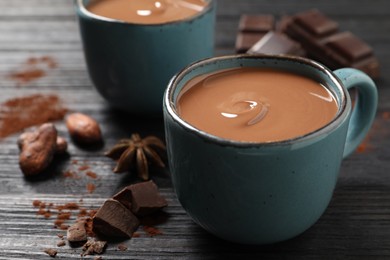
[248,31,306,56]
[126,180,168,217]
[284,9,380,78]
[44,248,57,257]
[112,187,132,210]
[93,199,139,238]
[67,221,87,243]
[82,239,107,256]
[236,14,275,53]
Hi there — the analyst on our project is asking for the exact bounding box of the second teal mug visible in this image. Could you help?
[75,0,215,114]
[163,54,378,244]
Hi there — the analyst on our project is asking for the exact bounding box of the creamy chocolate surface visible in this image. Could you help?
[177,68,338,142]
[87,0,208,24]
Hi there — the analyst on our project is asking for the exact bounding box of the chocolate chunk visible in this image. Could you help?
[82,239,107,256]
[44,248,57,257]
[121,180,168,217]
[248,31,306,56]
[239,14,274,32]
[67,221,87,243]
[284,9,380,78]
[236,14,275,53]
[112,186,132,210]
[93,199,139,238]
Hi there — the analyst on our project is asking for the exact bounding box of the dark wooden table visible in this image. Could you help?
[1,0,390,259]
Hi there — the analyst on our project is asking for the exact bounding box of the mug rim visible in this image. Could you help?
[75,0,214,26]
[164,54,350,148]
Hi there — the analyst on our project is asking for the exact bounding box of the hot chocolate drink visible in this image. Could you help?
[87,0,208,24]
[176,68,338,142]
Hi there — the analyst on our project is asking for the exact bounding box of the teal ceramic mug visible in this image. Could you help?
[75,0,215,114]
[163,54,378,244]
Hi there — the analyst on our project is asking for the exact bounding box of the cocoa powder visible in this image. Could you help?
[9,69,46,84]
[9,56,57,84]
[86,183,96,194]
[0,94,67,138]
[143,226,163,237]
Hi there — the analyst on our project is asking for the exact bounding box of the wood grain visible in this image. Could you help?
[0,0,390,258]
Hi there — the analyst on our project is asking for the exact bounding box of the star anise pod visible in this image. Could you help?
[105,133,166,180]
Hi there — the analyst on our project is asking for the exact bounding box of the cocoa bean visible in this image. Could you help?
[18,132,67,154]
[19,123,57,176]
[65,113,102,144]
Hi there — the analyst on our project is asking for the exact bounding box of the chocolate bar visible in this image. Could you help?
[247,31,306,56]
[236,15,275,53]
[284,9,380,78]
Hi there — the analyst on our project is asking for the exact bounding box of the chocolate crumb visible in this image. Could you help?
[56,233,64,239]
[78,165,90,171]
[117,243,128,251]
[56,202,79,210]
[59,224,70,230]
[32,200,42,207]
[44,248,57,257]
[44,211,52,219]
[86,183,96,194]
[82,239,107,256]
[57,211,71,220]
[67,221,87,243]
[94,257,103,260]
[57,240,66,247]
[86,171,98,179]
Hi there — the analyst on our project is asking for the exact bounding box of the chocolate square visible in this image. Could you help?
[93,199,139,238]
[127,180,168,217]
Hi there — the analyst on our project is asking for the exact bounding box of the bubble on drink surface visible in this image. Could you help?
[220,99,269,126]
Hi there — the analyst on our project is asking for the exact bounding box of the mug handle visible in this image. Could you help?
[333,68,378,158]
